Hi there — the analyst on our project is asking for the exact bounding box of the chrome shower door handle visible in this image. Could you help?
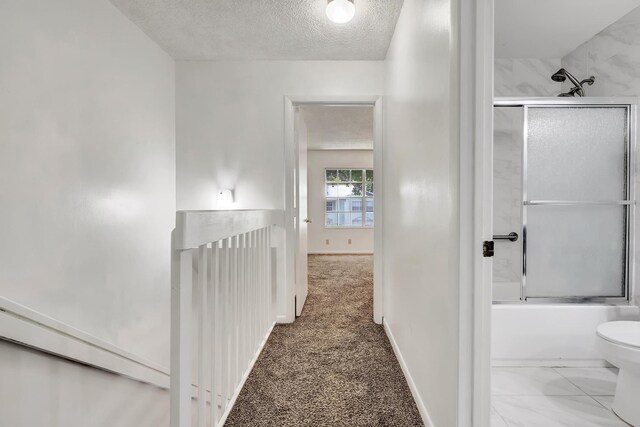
[493,232,519,242]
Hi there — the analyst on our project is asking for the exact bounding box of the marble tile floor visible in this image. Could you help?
[491,367,630,427]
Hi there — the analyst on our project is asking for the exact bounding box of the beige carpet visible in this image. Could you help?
[225,255,424,426]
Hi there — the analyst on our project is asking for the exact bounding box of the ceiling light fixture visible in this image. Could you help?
[326,0,355,24]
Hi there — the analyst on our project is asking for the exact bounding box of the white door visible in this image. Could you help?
[294,109,309,316]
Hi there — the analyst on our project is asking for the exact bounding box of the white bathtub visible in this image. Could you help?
[492,304,640,367]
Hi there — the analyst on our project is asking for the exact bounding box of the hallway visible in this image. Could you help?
[226,255,423,426]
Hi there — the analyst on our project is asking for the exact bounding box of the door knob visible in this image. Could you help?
[304,218,312,223]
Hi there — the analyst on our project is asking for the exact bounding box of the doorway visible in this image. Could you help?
[284,96,383,324]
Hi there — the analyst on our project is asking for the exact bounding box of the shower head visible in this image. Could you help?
[551,68,592,97]
[551,68,568,82]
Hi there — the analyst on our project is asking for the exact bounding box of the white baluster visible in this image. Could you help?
[208,243,218,426]
[267,227,275,325]
[229,235,238,397]
[242,232,250,371]
[197,245,208,427]
[259,228,265,335]
[220,239,228,413]
[263,227,268,328]
[252,230,258,349]
[238,233,246,380]
[170,248,193,427]
[248,231,254,352]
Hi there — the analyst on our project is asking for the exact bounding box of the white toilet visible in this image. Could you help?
[597,321,640,427]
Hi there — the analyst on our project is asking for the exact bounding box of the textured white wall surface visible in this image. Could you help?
[307,150,374,254]
[0,341,170,427]
[109,0,403,60]
[176,61,384,211]
[383,0,459,425]
[0,0,174,423]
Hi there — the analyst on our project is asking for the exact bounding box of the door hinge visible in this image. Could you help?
[483,240,495,258]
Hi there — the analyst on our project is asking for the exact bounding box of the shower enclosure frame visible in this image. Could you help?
[494,97,637,304]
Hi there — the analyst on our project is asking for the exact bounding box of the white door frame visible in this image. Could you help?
[283,95,384,324]
[459,0,494,426]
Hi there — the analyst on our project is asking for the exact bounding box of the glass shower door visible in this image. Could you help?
[493,106,524,302]
[523,106,631,300]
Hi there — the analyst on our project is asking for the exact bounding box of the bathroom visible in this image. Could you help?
[491,1,640,426]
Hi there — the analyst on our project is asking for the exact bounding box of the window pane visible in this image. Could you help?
[366,198,374,212]
[326,199,336,212]
[325,169,374,228]
[339,184,355,197]
[338,212,349,226]
[350,183,363,197]
[326,184,354,197]
[366,212,374,226]
[366,182,374,196]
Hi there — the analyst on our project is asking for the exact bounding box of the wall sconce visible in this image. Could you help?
[217,189,234,208]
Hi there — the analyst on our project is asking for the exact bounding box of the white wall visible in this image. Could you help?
[0,0,175,424]
[175,61,384,211]
[307,150,374,254]
[383,0,460,425]
[0,340,170,427]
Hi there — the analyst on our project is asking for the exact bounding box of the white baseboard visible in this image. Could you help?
[308,251,373,255]
[276,314,290,324]
[383,320,434,427]
[218,322,275,425]
[492,359,612,368]
[0,297,169,389]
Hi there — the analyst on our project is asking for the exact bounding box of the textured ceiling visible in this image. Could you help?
[300,106,373,150]
[109,0,404,60]
[495,0,640,58]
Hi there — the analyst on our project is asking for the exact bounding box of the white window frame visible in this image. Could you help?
[324,168,374,229]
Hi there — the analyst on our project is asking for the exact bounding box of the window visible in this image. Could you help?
[325,168,373,227]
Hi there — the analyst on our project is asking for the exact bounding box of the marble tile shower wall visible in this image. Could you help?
[494,58,562,97]
[562,6,640,97]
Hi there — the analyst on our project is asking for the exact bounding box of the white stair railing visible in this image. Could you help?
[171,210,284,427]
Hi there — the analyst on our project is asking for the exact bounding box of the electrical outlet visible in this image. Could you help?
[326,239,330,245]
[348,239,352,245]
